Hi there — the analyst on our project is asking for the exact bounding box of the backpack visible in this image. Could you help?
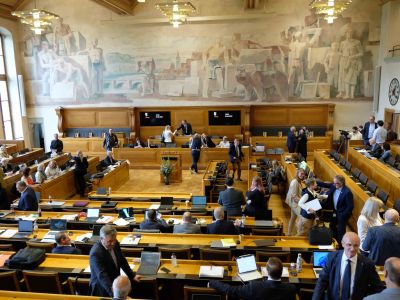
[6,248,46,270]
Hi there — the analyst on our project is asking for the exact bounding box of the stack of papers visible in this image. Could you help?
[61,214,78,221]
[120,236,141,245]
[44,201,65,206]
[261,266,289,277]
[221,238,237,247]
[21,214,39,221]
[0,229,18,238]
[199,266,224,278]
[318,245,334,249]
[149,204,160,210]
[96,216,114,224]
[303,199,322,212]
[114,218,130,226]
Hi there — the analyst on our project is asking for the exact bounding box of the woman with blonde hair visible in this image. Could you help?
[161,125,174,144]
[244,176,266,217]
[45,160,60,178]
[357,196,383,253]
[285,168,305,235]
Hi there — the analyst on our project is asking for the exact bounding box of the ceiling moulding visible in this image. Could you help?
[91,0,137,15]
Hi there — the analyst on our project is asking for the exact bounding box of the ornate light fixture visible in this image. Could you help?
[310,0,352,24]
[12,8,60,35]
[155,1,196,28]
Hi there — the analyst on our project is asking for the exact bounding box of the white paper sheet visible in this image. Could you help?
[199,266,224,278]
[261,266,289,277]
[304,199,322,211]
[318,245,334,249]
[149,204,160,210]
[120,236,141,245]
[0,229,18,238]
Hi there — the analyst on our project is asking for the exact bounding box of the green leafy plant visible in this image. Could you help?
[160,158,173,184]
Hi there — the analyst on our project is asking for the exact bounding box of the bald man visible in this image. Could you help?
[364,257,400,300]
[173,212,201,234]
[312,232,383,300]
[206,207,240,235]
[112,275,131,300]
[362,209,400,265]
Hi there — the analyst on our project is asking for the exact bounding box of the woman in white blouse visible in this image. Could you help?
[357,197,384,252]
[162,125,174,143]
[216,136,230,148]
[45,160,61,178]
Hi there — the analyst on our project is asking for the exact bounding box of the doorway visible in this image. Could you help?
[28,118,44,149]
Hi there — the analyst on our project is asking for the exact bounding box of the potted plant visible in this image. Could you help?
[160,158,173,185]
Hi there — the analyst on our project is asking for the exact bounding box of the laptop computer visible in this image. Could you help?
[159,197,173,210]
[236,254,262,282]
[312,251,330,278]
[89,224,103,242]
[137,252,161,275]
[191,196,207,210]
[42,219,67,242]
[86,208,100,223]
[119,207,134,220]
[254,210,273,227]
[97,187,107,195]
[101,199,117,208]
[35,192,41,202]
[13,220,34,238]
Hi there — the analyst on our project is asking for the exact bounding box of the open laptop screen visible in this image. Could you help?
[237,255,257,273]
[50,219,67,231]
[141,252,161,265]
[313,251,330,267]
[119,208,134,218]
[160,197,173,205]
[192,196,207,205]
[19,220,33,232]
[255,209,272,221]
[87,209,100,218]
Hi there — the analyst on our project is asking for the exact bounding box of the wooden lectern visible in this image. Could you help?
[160,153,182,183]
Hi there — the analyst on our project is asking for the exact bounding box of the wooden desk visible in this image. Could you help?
[313,151,369,230]
[113,147,250,170]
[91,161,130,191]
[60,137,124,160]
[347,147,400,206]
[88,191,192,200]
[0,139,25,151]
[4,144,17,155]
[390,143,400,157]
[9,148,44,165]
[202,160,225,198]
[0,291,107,300]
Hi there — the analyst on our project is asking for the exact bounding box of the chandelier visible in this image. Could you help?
[155,1,196,28]
[309,0,352,24]
[12,8,60,35]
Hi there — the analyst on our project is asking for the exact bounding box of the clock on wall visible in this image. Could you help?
[389,78,400,106]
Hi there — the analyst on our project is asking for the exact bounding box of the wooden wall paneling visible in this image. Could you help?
[251,106,289,126]
[61,138,91,153]
[288,107,327,125]
[97,111,131,128]
[64,111,97,128]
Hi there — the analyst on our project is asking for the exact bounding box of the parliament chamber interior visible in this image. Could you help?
[0,0,400,299]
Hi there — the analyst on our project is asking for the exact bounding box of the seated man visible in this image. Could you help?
[112,275,132,300]
[140,209,169,233]
[173,212,201,234]
[103,151,118,167]
[379,143,392,163]
[52,231,81,254]
[201,133,216,148]
[206,207,240,235]
[218,177,245,217]
[16,180,38,211]
[216,136,230,148]
[209,257,296,300]
[362,209,400,266]
[364,257,400,300]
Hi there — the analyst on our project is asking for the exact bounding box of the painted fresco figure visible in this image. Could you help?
[324,42,341,90]
[288,32,307,96]
[139,59,156,96]
[37,41,56,96]
[337,29,363,99]
[53,18,75,56]
[89,39,106,97]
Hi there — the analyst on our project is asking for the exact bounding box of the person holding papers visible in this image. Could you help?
[209,257,296,300]
[52,231,81,254]
[140,209,169,233]
[297,178,322,236]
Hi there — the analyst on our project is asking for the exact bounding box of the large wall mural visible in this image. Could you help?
[21,1,379,106]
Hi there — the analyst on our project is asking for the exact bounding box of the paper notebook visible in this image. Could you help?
[199,266,224,278]
[221,238,237,247]
[121,236,141,245]
[261,266,289,277]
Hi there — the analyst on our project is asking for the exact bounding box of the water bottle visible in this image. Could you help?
[108,187,112,195]
[48,195,52,203]
[289,262,297,276]
[241,214,246,227]
[33,221,38,235]
[171,253,177,267]
[37,206,42,217]
[296,253,303,273]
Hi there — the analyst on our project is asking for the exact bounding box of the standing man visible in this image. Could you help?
[175,120,193,136]
[312,232,384,300]
[370,120,387,152]
[318,175,354,244]
[286,126,297,153]
[73,150,89,197]
[218,177,245,217]
[364,257,400,300]
[89,225,141,297]
[190,133,201,174]
[52,231,81,254]
[229,138,244,181]
[363,115,377,146]
[103,129,119,151]
[362,209,400,266]
[16,181,38,211]
[50,133,63,154]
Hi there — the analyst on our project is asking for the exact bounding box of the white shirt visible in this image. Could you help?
[162,130,174,143]
[217,141,230,148]
[371,127,387,144]
[340,253,358,297]
[368,122,376,139]
[45,166,60,178]
[357,214,383,249]
[298,189,319,212]
[350,131,362,140]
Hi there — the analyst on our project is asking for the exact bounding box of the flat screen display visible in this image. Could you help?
[208,111,241,126]
[140,112,171,127]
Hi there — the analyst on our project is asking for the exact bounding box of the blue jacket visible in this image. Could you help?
[17,187,38,211]
[140,219,169,233]
[317,182,354,220]
[363,122,377,140]
[206,220,239,235]
[218,188,245,216]
[362,223,400,266]
[286,131,297,152]
[312,250,384,300]
[52,245,81,255]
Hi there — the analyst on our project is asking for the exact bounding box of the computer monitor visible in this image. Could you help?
[160,197,173,205]
[236,254,257,273]
[18,220,33,233]
[192,196,207,206]
[50,219,67,231]
[255,209,273,221]
[97,187,107,195]
[119,207,134,218]
[313,251,330,267]
[87,209,100,218]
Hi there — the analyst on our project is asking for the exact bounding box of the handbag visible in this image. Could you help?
[160,133,165,143]
[308,221,332,245]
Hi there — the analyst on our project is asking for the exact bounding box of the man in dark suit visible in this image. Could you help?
[52,231,81,254]
[286,126,297,153]
[362,209,400,266]
[175,120,193,135]
[16,181,38,211]
[206,207,240,235]
[103,128,119,151]
[229,138,244,181]
[74,150,89,197]
[209,257,296,300]
[318,175,354,244]
[89,225,141,297]
[363,115,377,146]
[173,212,201,234]
[103,151,118,167]
[0,183,9,210]
[218,177,245,217]
[201,133,216,148]
[312,232,384,300]
[50,133,63,153]
[140,209,169,233]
